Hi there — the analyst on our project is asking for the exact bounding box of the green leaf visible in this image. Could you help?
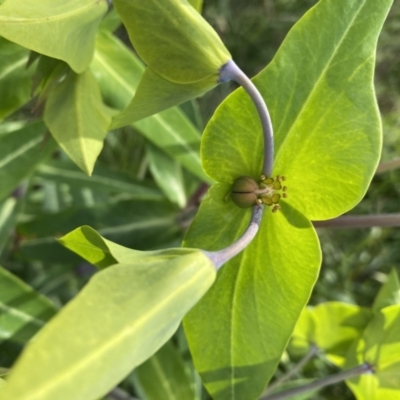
[202,0,392,221]
[110,67,217,127]
[132,340,196,400]
[0,37,32,120]
[59,225,196,268]
[373,269,400,312]
[146,143,187,208]
[0,250,216,400]
[91,31,210,182]
[99,8,121,32]
[346,305,400,399]
[0,265,57,344]
[188,0,203,13]
[291,302,372,367]
[0,0,108,73]
[183,185,321,400]
[0,121,56,201]
[35,160,163,200]
[0,198,17,255]
[17,200,181,264]
[266,379,317,400]
[112,0,230,84]
[43,69,111,175]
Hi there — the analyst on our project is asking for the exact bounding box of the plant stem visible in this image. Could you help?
[261,363,373,400]
[262,344,319,396]
[313,213,400,228]
[219,60,274,177]
[376,158,400,174]
[202,205,264,269]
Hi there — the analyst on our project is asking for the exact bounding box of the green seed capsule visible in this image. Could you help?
[231,176,259,208]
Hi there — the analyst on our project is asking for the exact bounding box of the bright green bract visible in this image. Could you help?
[0,0,108,73]
[43,70,111,176]
[184,0,392,398]
[0,227,216,400]
[346,305,400,400]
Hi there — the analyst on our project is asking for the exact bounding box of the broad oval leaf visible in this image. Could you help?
[112,0,230,84]
[43,69,111,175]
[290,302,372,367]
[201,0,392,221]
[0,250,216,400]
[372,269,400,312]
[0,0,108,73]
[184,185,321,400]
[346,305,400,400]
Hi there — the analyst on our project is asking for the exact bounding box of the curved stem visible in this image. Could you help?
[202,205,264,270]
[219,60,274,177]
[261,363,373,400]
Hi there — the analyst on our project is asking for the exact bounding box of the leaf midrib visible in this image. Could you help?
[0,135,42,169]
[274,0,366,163]
[16,265,209,400]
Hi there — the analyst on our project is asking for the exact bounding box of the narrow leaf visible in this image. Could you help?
[132,341,196,400]
[0,0,108,73]
[0,38,32,120]
[0,121,55,201]
[0,198,17,255]
[146,143,187,208]
[91,31,210,182]
[188,0,203,13]
[43,69,111,175]
[0,265,57,344]
[0,251,215,400]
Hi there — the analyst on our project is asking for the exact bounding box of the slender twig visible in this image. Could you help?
[219,60,274,177]
[261,363,373,400]
[313,213,400,229]
[262,344,319,396]
[202,205,264,269]
[376,158,400,174]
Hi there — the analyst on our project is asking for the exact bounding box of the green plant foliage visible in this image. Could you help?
[0,266,57,344]
[17,200,180,264]
[0,198,17,255]
[0,231,216,400]
[184,185,321,400]
[113,0,230,84]
[43,69,111,175]
[0,38,32,120]
[188,0,203,13]
[346,305,400,399]
[184,0,392,398]
[372,269,400,312]
[110,0,231,125]
[132,340,196,400]
[0,121,56,201]
[91,31,210,182]
[36,160,163,201]
[146,143,187,208]
[291,302,372,366]
[0,0,108,73]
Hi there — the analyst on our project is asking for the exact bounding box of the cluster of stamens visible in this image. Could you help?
[256,175,287,213]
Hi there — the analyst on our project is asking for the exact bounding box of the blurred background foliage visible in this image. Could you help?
[1,1,400,399]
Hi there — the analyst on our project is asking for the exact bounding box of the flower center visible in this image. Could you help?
[256,175,288,213]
